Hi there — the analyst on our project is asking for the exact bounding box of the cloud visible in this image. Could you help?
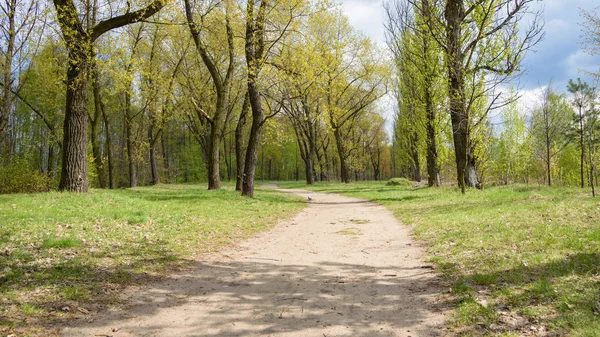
[341,0,386,46]
[517,86,547,114]
[340,0,600,94]
[564,49,600,79]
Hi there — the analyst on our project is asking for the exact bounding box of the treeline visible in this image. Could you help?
[3,0,600,196]
[385,0,600,196]
[0,0,391,194]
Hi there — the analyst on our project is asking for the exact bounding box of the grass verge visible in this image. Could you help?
[0,183,304,336]
[279,181,600,336]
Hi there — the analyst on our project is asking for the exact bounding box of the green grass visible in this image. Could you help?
[0,183,304,336]
[279,181,600,336]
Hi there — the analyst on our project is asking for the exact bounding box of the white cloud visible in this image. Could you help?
[341,0,386,46]
[564,49,600,79]
[517,86,547,114]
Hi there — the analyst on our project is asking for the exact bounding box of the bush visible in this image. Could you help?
[385,177,413,187]
[0,159,54,194]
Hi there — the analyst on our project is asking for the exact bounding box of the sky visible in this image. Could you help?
[341,0,600,112]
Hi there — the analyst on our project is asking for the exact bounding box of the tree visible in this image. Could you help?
[52,0,165,192]
[385,0,443,186]
[185,0,236,190]
[242,0,307,197]
[438,0,543,192]
[0,0,42,155]
[313,9,388,183]
[531,85,573,186]
[567,78,595,188]
[15,40,67,176]
[489,92,530,184]
[584,102,600,196]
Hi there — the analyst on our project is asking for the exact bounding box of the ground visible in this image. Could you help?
[60,186,448,337]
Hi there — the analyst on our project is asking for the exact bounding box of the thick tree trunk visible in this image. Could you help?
[445,0,470,193]
[241,81,263,197]
[333,128,350,183]
[425,89,440,187]
[235,93,249,191]
[59,49,90,192]
[304,156,314,185]
[206,97,226,190]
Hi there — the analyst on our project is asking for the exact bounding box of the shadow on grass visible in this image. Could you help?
[0,242,191,334]
[60,260,450,337]
[448,252,600,335]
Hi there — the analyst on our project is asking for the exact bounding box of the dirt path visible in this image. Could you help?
[61,188,448,337]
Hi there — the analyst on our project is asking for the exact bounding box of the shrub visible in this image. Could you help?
[0,158,54,194]
[385,177,413,187]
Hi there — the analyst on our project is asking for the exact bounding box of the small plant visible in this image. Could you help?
[42,238,82,249]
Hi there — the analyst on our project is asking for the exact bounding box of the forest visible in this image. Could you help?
[1,0,599,196]
[4,1,600,336]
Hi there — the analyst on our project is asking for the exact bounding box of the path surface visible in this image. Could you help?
[61,188,448,337]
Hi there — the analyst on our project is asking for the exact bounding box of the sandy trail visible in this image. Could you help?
[61,188,448,337]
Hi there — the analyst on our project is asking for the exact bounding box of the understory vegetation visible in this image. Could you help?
[280,181,600,337]
[0,184,304,336]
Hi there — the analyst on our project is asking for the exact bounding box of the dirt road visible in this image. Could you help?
[61,188,448,337]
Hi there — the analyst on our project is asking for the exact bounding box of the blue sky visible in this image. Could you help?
[341,0,600,108]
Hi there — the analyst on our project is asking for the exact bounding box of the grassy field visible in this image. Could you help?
[0,183,304,336]
[279,180,600,337]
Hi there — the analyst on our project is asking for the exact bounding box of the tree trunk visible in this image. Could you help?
[147,106,160,185]
[445,0,469,194]
[546,123,552,186]
[235,92,249,191]
[161,132,169,184]
[579,106,584,188]
[425,88,440,187]
[47,144,55,177]
[149,141,159,185]
[0,0,16,148]
[411,132,421,182]
[101,101,114,188]
[206,95,226,190]
[308,123,317,184]
[59,47,90,192]
[241,80,263,197]
[304,155,314,185]
[125,112,137,188]
[91,66,106,188]
[465,149,480,188]
[333,128,350,183]
[590,165,595,197]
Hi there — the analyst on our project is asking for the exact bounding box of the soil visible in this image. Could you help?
[61,187,449,337]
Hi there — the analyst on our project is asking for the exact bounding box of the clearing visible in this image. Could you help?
[61,187,448,337]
